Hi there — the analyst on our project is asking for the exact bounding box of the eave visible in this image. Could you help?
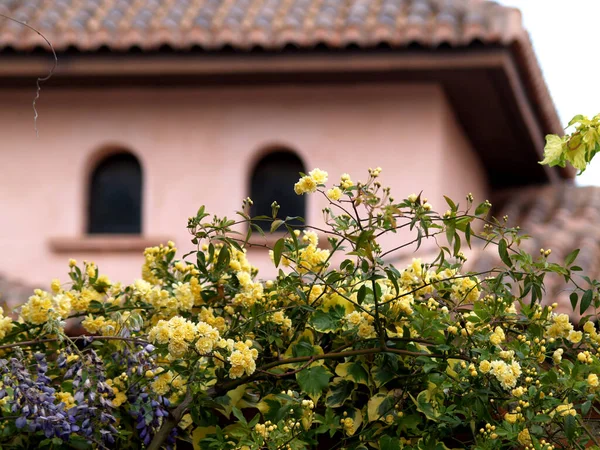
[0,47,572,189]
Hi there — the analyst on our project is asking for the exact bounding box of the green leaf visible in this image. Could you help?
[258,396,293,423]
[443,196,457,211]
[568,114,585,127]
[582,400,592,416]
[564,414,576,441]
[216,246,230,270]
[273,238,285,268]
[380,435,402,450]
[325,379,355,408]
[296,366,332,401]
[309,310,341,333]
[465,223,472,248]
[357,285,368,305]
[498,239,512,267]
[445,220,455,246]
[570,292,578,311]
[475,201,491,216]
[371,364,396,388]
[385,268,400,295]
[270,219,284,233]
[580,289,593,315]
[565,249,580,266]
[231,407,247,425]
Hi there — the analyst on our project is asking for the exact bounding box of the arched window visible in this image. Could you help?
[250,150,306,226]
[88,152,142,234]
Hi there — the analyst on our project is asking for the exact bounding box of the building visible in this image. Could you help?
[0,0,588,312]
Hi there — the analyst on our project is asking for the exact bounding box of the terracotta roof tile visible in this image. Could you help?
[0,1,562,138]
[0,274,33,311]
[0,0,525,52]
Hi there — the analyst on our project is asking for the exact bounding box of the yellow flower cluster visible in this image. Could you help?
[480,359,521,390]
[195,322,221,354]
[368,167,382,177]
[517,428,532,446]
[142,241,177,283]
[233,270,264,308]
[450,276,480,303]
[399,259,435,298]
[344,311,376,338]
[225,339,259,379]
[148,317,218,359]
[294,168,328,195]
[341,417,355,434]
[386,291,414,317]
[552,348,563,364]
[20,289,72,324]
[505,413,522,424]
[340,173,353,189]
[489,327,506,346]
[0,307,13,340]
[133,277,198,317]
[583,320,600,345]
[254,420,277,439]
[56,392,76,410]
[198,307,227,333]
[552,403,577,417]
[296,231,330,274]
[270,311,292,332]
[326,187,343,201]
[151,370,174,396]
[545,313,574,339]
[228,248,256,274]
[71,288,104,313]
[577,351,594,364]
[81,315,117,335]
[173,282,194,311]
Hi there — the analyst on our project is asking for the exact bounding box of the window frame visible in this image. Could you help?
[87,150,143,235]
[248,148,307,232]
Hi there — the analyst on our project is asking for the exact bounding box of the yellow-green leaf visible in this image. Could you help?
[192,426,217,450]
[335,361,369,385]
[367,393,395,422]
[540,134,566,167]
[218,384,247,419]
[345,408,363,436]
[567,141,587,171]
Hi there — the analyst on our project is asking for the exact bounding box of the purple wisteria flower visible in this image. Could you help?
[0,349,119,448]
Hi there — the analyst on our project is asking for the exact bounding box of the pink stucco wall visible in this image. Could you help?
[0,82,487,293]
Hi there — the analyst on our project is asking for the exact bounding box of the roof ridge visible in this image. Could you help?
[0,0,524,52]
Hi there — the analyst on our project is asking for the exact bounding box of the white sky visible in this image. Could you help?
[498,0,600,185]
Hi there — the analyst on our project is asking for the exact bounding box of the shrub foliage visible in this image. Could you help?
[1,163,600,449]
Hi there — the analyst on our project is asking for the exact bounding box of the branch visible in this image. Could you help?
[0,335,149,351]
[0,13,57,137]
[147,385,194,450]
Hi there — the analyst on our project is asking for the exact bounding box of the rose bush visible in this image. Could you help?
[0,154,600,449]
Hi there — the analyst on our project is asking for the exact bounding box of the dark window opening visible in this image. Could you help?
[88,152,142,234]
[250,151,306,228]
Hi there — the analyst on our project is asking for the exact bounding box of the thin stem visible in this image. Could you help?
[0,14,57,137]
[576,415,600,447]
